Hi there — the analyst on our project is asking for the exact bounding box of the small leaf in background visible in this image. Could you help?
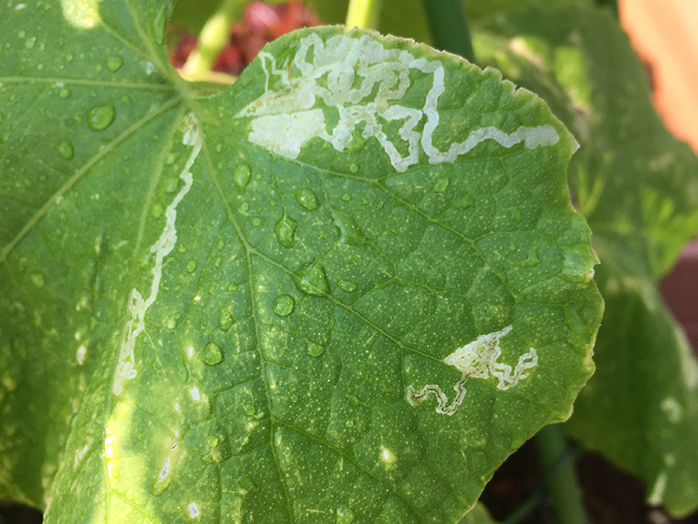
[474,8,698,516]
[0,2,601,522]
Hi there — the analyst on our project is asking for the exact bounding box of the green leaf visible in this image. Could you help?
[0,3,601,522]
[466,0,594,23]
[474,8,698,516]
[458,502,498,524]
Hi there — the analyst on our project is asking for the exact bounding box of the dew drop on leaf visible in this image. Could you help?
[58,88,70,98]
[274,215,297,249]
[55,140,74,160]
[273,294,294,317]
[233,164,251,189]
[523,246,541,267]
[336,506,355,524]
[186,260,197,273]
[151,475,173,496]
[349,163,359,173]
[293,188,319,210]
[296,261,329,296]
[433,176,449,193]
[345,420,354,428]
[242,404,256,416]
[289,393,299,403]
[305,340,324,358]
[87,103,115,130]
[105,55,123,72]
[201,341,223,366]
[164,177,179,193]
[218,306,234,331]
[227,283,239,292]
[25,36,36,49]
[248,216,263,227]
[238,474,258,493]
[337,279,357,292]
[30,273,45,288]
[341,193,353,201]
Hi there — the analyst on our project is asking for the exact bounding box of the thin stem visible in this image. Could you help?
[183,0,245,77]
[345,0,382,30]
[534,424,588,524]
[421,0,475,62]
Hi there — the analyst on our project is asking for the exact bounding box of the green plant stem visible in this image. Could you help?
[183,0,245,77]
[345,0,382,30]
[421,0,475,62]
[534,424,588,524]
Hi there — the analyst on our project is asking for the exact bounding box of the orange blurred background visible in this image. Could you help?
[620,0,698,155]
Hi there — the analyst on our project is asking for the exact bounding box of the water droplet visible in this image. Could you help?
[25,36,36,49]
[509,207,522,223]
[205,435,219,449]
[215,143,222,153]
[345,420,354,428]
[218,306,234,331]
[164,177,179,193]
[30,273,45,288]
[94,63,103,73]
[274,215,297,249]
[177,244,186,253]
[58,88,70,98]
[347,394,360,407]
[334,211,368,246]
[227,283,239,292]
[242,404,256,416]
[336,506,355,524]
[202,341,223,366]
[523,246,540,267]
[65,52,74,62]
[337,279,357,292]
[238,201,249,213]
[186,260,197,273]
[296,261,329,296]
[433,176,449,193]
[151,474,173,496]
[165,318,176,330]
[17,30,26,38]
[454,194,475,209]
[213,256,222,268]
[289,393,299,403]
[234,164,251,189]
[293,188,319,210]
[248,216,263,227]
[238,474,258,493]
[349,163,359,173]
[273,294,294,317]
[87,103,115,130]
[55,140,74,160]
[341,193,353,201]
[305,340,325,358]
[105,55,124,72]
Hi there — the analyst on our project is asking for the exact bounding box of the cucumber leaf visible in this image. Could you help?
[474,8,698,516]
[0,2,601,522]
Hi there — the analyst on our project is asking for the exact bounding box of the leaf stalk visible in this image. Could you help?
[183,0,245,77]
[534,424,589,524]
[345,0,382,30]
[421,0,475,62]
